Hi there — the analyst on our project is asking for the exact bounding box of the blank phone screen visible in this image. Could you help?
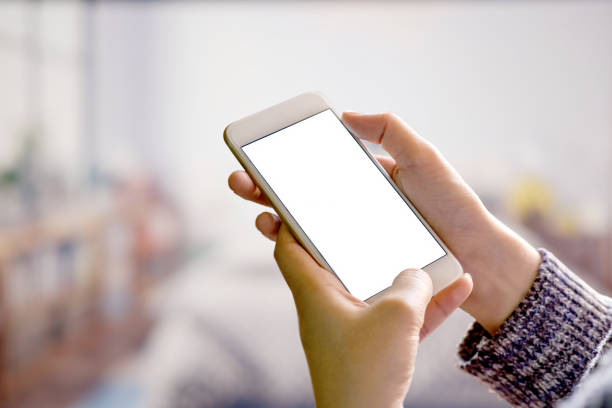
[242,109,445,300]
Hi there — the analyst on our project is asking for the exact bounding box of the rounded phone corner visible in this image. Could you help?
[449,253,464,278]
[223,122,236,146]
[299,90,328,104]
[422,252,464,294]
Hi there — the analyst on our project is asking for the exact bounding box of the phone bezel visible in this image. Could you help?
[224,92,462,301]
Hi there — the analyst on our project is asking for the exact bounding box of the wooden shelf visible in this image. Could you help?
[0,192,181,408]
[3,309,151,408]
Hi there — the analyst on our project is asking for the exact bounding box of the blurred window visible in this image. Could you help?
[0,2,84,191]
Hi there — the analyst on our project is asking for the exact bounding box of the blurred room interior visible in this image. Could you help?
[0,1,611,407]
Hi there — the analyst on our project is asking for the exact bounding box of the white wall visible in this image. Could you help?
[103,1,611,247]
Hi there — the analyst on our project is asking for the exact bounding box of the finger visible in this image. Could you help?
[255,212,281,241]
[228,170,272,207]
[342,112,438,171]
[377,269,433,320]
[374,155,396,177]
[419,273,473,340]
[274,223,346,302]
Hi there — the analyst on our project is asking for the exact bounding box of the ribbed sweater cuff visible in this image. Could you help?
[457,249,612,408]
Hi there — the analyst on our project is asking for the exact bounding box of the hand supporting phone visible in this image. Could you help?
[224,92,462,301]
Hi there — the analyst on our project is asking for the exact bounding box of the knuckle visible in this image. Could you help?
[382,111,397,120]
[381,112,400,126]
[417,142,440,163]
[378,295,420,320]
[393,269,418,284]
[395,269,432,293]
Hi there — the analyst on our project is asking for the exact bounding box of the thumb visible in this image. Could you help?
[376,269,433,324]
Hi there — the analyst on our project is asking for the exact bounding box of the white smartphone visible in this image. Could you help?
[224,92,462,302]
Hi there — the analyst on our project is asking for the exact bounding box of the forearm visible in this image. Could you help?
[457,249,612,407]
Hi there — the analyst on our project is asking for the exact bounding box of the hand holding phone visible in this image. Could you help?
[225,96,476,405]
[228,106,477,334]
[225,93,463,301]
[271,221,471,408]
[226,93,543,406]
[228,93,541,334]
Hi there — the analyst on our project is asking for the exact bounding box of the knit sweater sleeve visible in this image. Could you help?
[457,249,612,408]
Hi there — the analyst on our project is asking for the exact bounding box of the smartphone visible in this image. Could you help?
[224,92,462,302]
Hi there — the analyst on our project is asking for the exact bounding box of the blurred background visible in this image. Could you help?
[1,1,611,407]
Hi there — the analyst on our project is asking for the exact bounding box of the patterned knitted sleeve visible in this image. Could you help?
[457,249,612,408]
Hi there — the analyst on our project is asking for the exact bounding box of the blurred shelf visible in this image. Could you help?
[0,190,182,408]
[2,309,151,408]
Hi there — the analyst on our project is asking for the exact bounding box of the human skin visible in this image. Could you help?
[228,111,540,406]
[271,223,471,408]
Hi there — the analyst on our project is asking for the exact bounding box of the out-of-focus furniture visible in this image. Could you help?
[0,188,182,408]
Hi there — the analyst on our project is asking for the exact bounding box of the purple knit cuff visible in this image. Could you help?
[457,249,612,408]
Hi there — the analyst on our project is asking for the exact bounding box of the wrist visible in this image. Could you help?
[460,215,541,333]
[314,384,406,408]
[315,395,404,408]
[312,373,408,408]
